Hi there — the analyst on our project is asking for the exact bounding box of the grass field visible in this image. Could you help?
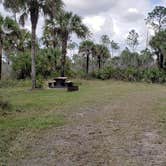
[0,80,166,165]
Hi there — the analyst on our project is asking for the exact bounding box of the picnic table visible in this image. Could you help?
[53,77,68,88]
[48,77,79,91]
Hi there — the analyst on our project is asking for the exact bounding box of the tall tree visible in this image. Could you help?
[16,29,31,52]
[42,19,61,49]
[139,48,154,68]
[45,11,89,77]
[110,40,120,57]
[120,47,140,68]
[2,0,63,89]
[127,29,139,52]
[101,34,110,48]
[150,30,166,70]
[0,14,20,80]
[146,6,166,32]
[1,0,21,21]
[94,44,110,70]
[79,40,94,74]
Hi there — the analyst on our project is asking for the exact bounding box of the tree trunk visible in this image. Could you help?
[61,35,68,77]
[156,49,164,69]
[53,28,56,48]
[86,53,90,74]
[0,41,2,80]
[30,1,38,89]
[31,24,37,89]
[160,53,164,69]
[98,56,101,70]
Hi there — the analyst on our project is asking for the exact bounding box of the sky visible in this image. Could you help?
[0,0,166,53]
[63,0,166,52]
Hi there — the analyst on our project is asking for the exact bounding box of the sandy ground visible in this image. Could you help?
[9,87,166,166]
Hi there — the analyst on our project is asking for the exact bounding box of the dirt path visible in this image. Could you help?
[9,88,166,166]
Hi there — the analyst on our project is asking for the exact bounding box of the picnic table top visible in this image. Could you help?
[54,77,68,80]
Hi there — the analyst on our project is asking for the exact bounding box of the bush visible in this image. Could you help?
[65,69,77,78]
[36,76,44,89]
[96,67,114,80]
[95,66,166,84]
[0,79,31,88]
[142,68,166,83]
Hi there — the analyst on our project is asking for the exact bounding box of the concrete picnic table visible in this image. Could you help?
[48,77,79,91]
[53,77,68,88]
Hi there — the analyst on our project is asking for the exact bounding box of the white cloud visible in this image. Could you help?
[64,0,165,52]
[128,8,139,13]
[83,16,105,33]
[64,0,117,15]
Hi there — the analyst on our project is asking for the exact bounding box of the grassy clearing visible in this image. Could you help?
[0,79,166,164]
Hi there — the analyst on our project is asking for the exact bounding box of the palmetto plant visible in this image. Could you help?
[0,14,20,80]
[45,11,89,77]
[1,0,63,88]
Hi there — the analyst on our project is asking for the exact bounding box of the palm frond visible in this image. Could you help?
[41,0,64,18]
[19,12,28,26]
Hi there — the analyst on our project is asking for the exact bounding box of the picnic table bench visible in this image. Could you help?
[48,77,79,91]
[48,81,56,88]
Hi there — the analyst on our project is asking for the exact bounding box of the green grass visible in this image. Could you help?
[0,79,166,164]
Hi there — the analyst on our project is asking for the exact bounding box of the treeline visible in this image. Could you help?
[0,1,166,85]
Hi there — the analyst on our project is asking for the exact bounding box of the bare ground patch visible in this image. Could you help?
[8,85,166,166]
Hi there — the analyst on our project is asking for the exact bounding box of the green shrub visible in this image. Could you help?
[0,79,31,88]
[51,71,60,78]
[36,76,44,89]
[96,67,113,80]
[75,70,88,79]
[66,69,77,78]
[142,68,166,83]
[95,66,166,84]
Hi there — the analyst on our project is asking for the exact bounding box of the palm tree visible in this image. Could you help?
[110,40,120,57]
[42,21,61,49]
[17,29,31,52]
[101,34,110,48]
[139,48,154,68]
[94,44,110,70]
[2,0,63,89]
[45,11,89,77]
[1,0,21,21]
[0,14,20,80]
[79,40,94,74]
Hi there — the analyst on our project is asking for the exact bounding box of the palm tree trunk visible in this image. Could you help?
[30,2,38,89]
[86,53,89,74]
[31,23,37,89]
[160,53,164,69]
[0,40,2,80]
[53,29,56,48]
[156,49,164,69]
[61,35,68,77]
[98,56,101,70]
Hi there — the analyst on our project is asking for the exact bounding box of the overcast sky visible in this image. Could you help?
[63,0,166,51]
[0,0,166,53]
